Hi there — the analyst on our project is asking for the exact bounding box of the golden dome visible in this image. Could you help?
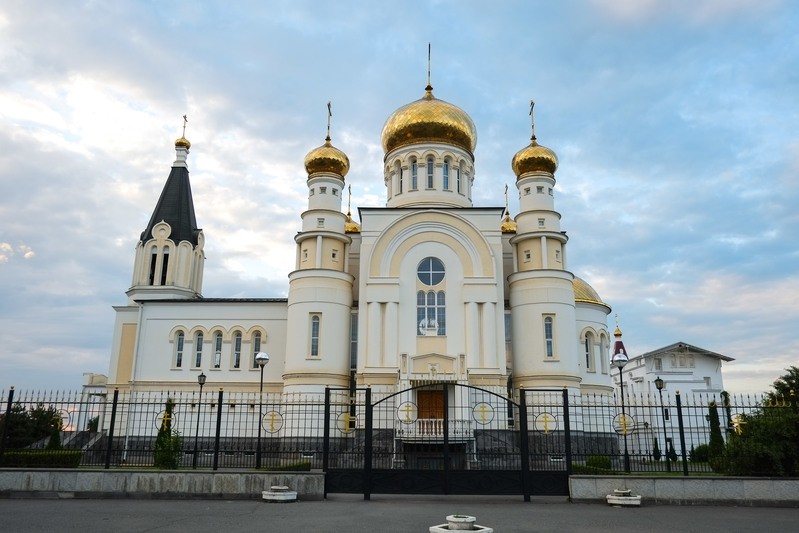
[573,276,607,307]
[512,138,558,176]
[500,211,517,233]
[381,85,477,155]
[344,211,361,233]
[304,137,350,178]
[175,137,191,149]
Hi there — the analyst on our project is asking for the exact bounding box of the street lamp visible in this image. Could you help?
[193,372,207,469]
[654,376,671,472]
[612,352,631,473]
[255,352,270,469]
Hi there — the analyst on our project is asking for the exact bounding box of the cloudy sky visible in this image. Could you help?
[1,0,797,393]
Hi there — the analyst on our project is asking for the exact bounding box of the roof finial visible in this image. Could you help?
[614,313,622,337]
[347,184,352,216]
[426,42,433,91]
[326,101,332,142]
[182,114,188,137]
[529,99,536,141]
[504,183,510,215]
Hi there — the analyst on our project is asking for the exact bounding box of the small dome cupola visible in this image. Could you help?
[511,99,558,177]
[381,83,477,156]
[304,135,350,178]
[304,101,350,179]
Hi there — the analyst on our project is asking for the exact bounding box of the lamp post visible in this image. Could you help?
[255,352,270,469]
[193,372,207,469]
[654,376,671,472]
[612,352,631,473]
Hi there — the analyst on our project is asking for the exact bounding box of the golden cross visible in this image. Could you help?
[427,43,431,87]
[538,413,554,434]
[619,414,630,435]
[267,411,280,432]
[529,99,536,140]
[474,403,493,422]
[326,101,332,139]
[400,402,416,422]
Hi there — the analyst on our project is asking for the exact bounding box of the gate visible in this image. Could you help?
[323,384,571,499]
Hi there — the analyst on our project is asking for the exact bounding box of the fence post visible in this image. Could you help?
[562,388,572,477]
[675,391,689,476]
[0,387,15,463]
[104,388,119,469]
[323,387,331,499]
[442,382,450,495]
[518,388,531,502]
[212,388,223,471]
[363,387,372,501]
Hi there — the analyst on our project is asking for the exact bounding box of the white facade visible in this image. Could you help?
[105,83,615,406]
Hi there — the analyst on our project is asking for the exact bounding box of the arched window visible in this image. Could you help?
[585,332,595,371]
[174,331,184,368]
[213,332,222,368]
[455,167,461,194]
[411,160,418,189]
[544,317,554,358]
[443,161,449,190]
[194,332,203,368]
[148,246,158,285]
[233,331,242,369]
[251,332,262,368]
[160,248,169,285]
[398,165,403,194]
[426,158,434,188]
[310,315,321,356]
[417,257,446,336]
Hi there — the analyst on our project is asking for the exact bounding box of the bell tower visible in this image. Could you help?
[127,119,204,303]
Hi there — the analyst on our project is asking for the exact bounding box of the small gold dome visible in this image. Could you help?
[381,86,477,155]
[511,138,558,176]
[345,212,361,234]
[500,211,517,233]
[304,137,350,178]
[175,137,191,149]
[573,276,607,307]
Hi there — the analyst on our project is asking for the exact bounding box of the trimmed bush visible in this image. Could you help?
[690,444,710,463]
[1,450,82,468]
[585,455,612,470]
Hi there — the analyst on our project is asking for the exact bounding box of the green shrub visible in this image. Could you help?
[585,455,612,470]
[652,438,662,461]
[269,461,312,471]
[571,464,617,475]
[153,397,183,469]
[690,444,710,463]
[1,450,82,468]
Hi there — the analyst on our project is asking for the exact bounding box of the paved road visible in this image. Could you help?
[0,495,795,532]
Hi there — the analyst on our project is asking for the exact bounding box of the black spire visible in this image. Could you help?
[140,164,200,246]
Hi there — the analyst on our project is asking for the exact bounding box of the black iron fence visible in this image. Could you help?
[0,385,794,476]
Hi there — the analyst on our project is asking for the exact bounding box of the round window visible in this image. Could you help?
[417,257,445,286]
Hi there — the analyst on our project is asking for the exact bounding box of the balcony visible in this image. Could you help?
[394,418,473,442]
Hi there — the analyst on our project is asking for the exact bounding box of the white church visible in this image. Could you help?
[106,79,615,411]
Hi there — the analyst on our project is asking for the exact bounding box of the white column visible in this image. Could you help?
[540,236,548,269]
[383,301,398,367]
[367,301,382,367]
[481,302,497,369]
[315,235,323,268]
[511,245,518,274]
[466,302,480,369]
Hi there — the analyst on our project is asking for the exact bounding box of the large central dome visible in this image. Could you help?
[381,85,477,156]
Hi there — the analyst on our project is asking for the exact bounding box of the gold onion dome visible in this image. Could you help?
[175,137,191,149]
[501,211,517,233]
[512,137,558,176]
[304,136,350,178]
[381,85,477,155]
[573,276,607,307]
[345,212,361,234]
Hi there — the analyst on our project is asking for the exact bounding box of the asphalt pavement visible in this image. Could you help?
[0,495,795,532]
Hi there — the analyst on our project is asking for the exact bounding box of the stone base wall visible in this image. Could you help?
[570,475,799,507]
[0,469,324,500]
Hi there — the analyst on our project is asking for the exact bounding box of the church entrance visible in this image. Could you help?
[322,384,571,500]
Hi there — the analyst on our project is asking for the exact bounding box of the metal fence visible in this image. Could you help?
[0,385,792,475]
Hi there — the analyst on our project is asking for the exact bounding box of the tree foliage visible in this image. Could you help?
[707,400,725,460]
[652,438,662,461]
[153,397,183,469]
[0,403,63,449]
[719,368,799,476]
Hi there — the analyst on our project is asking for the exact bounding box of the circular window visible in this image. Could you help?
[417,257,445,286]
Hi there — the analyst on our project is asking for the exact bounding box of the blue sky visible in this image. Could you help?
[0,0,797,393]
